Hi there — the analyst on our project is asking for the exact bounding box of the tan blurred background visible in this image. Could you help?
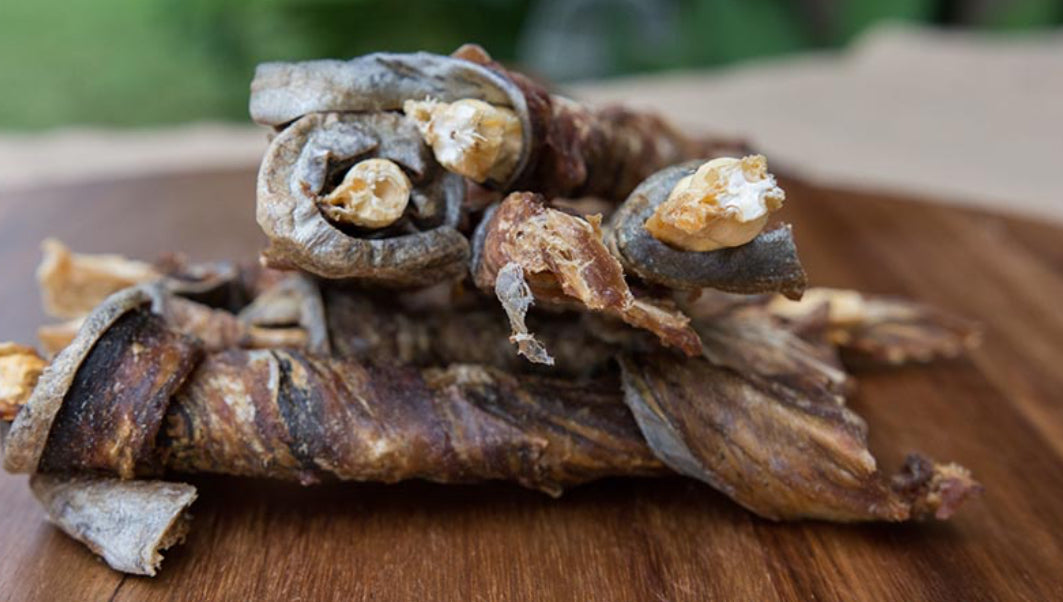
[1,0,1060,220]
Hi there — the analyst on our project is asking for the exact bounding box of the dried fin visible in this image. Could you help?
[473,193,700,356]
[606,161,807,298]
[767,288,980,365]
[494,262,554,365]
[31,474,196,576]
[619,352,980,521]
[237,275,331,355]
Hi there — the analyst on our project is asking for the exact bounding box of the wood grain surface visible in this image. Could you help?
[1,169,1061,601]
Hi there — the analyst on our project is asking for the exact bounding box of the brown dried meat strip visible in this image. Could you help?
[471,192,700,356]
[619,352,980,521]
[322,286,616,377]
[161,353,665,494]
[34,306,200,478]
[605,161,807,298]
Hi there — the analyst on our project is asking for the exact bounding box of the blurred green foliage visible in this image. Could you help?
[0,0,1058,129]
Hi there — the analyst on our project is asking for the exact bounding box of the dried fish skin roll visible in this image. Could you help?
[250,50,535,190]
[160,352,665,495]
[606,161,807,298]
[3,288,201,476]
[250,46,746,202]
[257,112,469,287]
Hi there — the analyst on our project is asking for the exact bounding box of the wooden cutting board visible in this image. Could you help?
[0,169,1061,601]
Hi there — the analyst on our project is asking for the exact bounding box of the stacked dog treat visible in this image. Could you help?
[0,45,981,576]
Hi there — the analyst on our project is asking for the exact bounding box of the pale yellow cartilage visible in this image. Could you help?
[0,343,46,421]
[37,239,161,319]
[404,98,522,184]
[645,155,785,252]
[319,158,412,229]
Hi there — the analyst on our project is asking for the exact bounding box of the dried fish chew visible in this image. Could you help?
[619,352,981,522]
[249,45,746,201]
[471,192,701,359]
[161,352,666,493]
[4,290,665,493]
[257,112,469,286]
[251,50,534,190]
[322,287,617,377]
[4,288,978,522]
[0,281,983,574]
[3,288,185,474]
[606,160,807,298]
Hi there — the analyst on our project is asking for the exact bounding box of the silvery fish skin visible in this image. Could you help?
[256,112,470,287]
[249,51,534,190]
[250,47,747,202]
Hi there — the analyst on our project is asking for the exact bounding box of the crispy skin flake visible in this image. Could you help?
[31,474,196,576]
[494,263,554,365]
[474,193,700,356]
[37,239,160,319]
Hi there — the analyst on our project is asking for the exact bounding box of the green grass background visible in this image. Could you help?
[0,0,1058,129]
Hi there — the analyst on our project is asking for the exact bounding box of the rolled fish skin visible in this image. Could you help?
[249,45,747,202]
[605,161,807,298]
[160,349,666,495]
[256,112,469,287]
